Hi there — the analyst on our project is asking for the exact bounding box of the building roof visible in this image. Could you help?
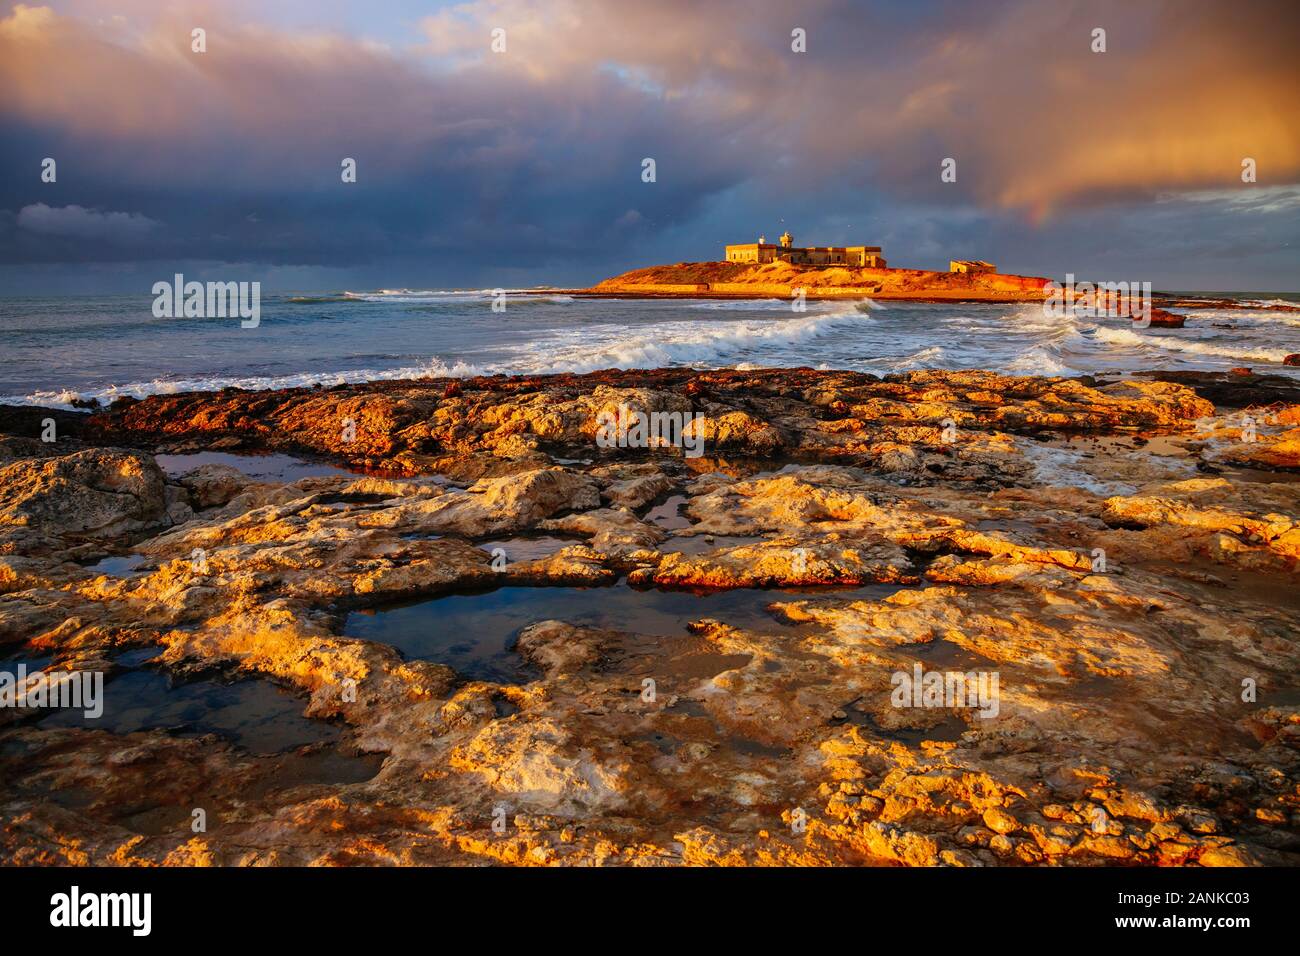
[725,242,881,251]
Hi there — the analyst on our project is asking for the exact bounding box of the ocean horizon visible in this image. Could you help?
[4,289,1298,409]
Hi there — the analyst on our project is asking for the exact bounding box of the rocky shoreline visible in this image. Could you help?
[2,366,1299,866]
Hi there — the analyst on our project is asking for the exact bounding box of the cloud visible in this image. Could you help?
[1163,186,1300,216]
[0,0,1296,290]
[415,0,1300,213]
[17,202,160,240]
[0,1,749,279]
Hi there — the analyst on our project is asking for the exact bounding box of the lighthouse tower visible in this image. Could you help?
[779,230,793,248]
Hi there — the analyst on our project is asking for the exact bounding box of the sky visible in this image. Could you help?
[1,0,1297,294]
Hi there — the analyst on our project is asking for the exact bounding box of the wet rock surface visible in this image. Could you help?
[1,367,1297,866]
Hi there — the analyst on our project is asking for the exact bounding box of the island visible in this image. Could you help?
[574,231,1052,302]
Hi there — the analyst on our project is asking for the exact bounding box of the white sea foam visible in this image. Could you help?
[4,358,491,410]
[1240,298,1300,309]
[344,288,573,303]
[688,298,789,311]
[1015,440,1140,496]
[5,306,870,408]
[1092,326,1295,362]
[882,345,946,370]
[506,305,871,375]
[1016,436,1196,496]
[1195,308,1300,327]
[1005,346,1071,375]
[7,292,1297,411]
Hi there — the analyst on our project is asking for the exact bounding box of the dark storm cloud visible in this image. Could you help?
[0,2,746,282]
[0,0,1297,291]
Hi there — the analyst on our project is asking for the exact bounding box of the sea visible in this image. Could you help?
[2,290,1298,408]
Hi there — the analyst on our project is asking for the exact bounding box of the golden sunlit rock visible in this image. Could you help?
[1,367,1297,866]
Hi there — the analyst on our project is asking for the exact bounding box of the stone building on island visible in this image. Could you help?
[725,230,887,268]
[950,259,996,274]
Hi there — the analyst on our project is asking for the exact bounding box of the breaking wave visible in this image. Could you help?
[6,292,1298,411]
[508,305,873,374]
[1092,326,1295,363]
[3,358,491,410]
[1005,346,1072,375]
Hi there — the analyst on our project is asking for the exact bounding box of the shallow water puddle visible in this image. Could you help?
[475,535,584,562]
[660,697,792,759]
[80,554,149,576]
[831,702,969,745]
[899,635,994,670]
[154,450,358,483]
[0,652,55,679]
[1155,556,1300,609]
[645,494,692,530]
[38,670,336,754]
[1227,465,1300,485]
[344,582,899,683]
[130,743,382,835]
[3,652,381,834]
[659,534,767,556]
